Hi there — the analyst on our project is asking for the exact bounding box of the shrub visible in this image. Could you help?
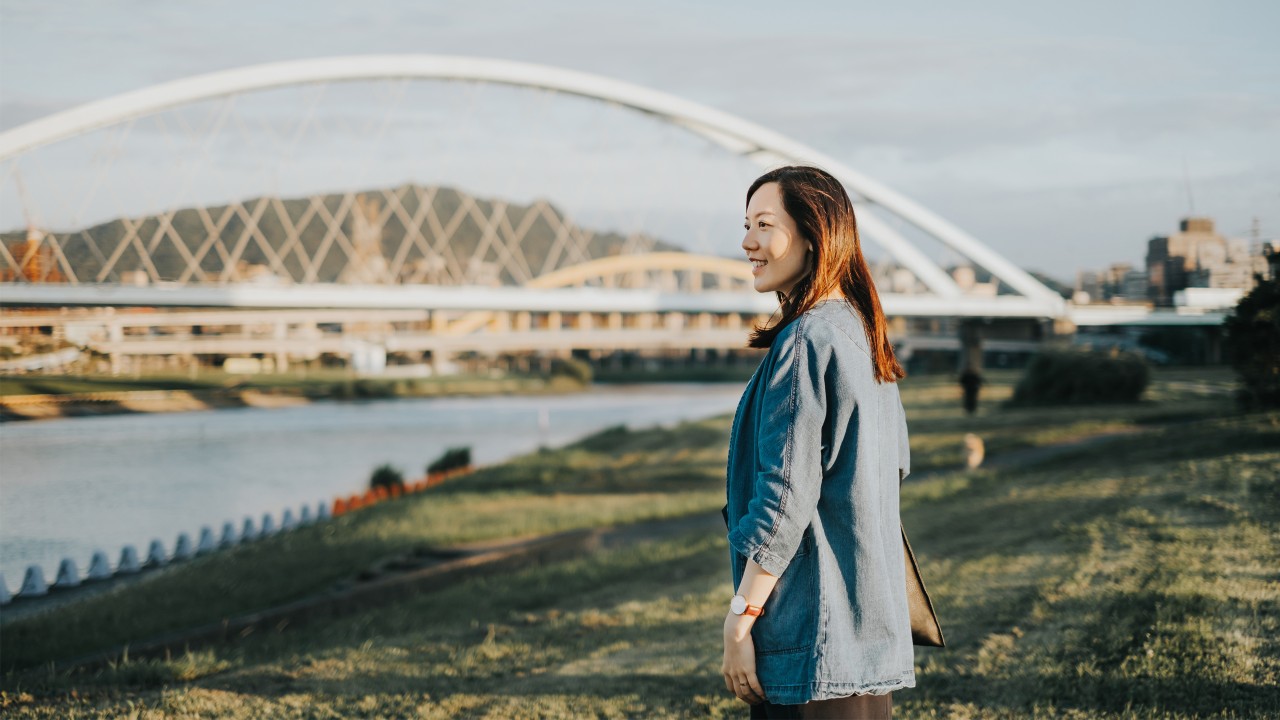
[1006,347,1150,406]
[427,446,472,474]
[354,379,395,398]
[1224,274,1280,410]
[548,357,592,385]
[369,463,405,492]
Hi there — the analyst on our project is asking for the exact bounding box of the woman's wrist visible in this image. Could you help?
[724,611,756,641]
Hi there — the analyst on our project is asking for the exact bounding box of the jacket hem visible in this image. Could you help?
[761,671,916,705]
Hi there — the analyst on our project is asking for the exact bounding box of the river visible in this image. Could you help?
[0,382,744,589]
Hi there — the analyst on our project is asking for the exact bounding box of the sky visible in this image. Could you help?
[1,0,1277,284]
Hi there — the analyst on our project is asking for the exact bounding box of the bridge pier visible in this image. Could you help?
[273,320,288,372]
[108,322,123,375]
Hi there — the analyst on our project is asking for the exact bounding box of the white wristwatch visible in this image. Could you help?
[730,594,764,617]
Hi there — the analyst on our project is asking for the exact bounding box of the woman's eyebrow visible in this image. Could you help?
[746,210,776,220]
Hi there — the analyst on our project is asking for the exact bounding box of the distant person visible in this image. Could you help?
[721,165,912,718]
[959,367,983,415]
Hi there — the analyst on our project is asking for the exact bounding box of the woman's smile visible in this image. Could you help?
[742,182,808,296]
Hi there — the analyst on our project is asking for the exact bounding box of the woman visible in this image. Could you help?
[722,165,914,719]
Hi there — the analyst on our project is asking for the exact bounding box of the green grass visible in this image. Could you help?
[0,420,730,671]
[3,369,1276,719]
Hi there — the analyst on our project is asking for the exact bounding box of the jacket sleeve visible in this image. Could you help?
[897,392,911,483]
[727,315,828,577]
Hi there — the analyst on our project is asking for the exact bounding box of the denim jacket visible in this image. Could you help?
[724,298,916,704]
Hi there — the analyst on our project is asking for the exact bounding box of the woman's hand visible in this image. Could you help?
[722,613,767,705]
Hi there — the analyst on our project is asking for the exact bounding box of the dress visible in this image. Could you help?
[724,298,915,705]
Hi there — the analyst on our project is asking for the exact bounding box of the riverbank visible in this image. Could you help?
[0,365,1238,423]
[4,371,1276,718]
[0,371,588,421]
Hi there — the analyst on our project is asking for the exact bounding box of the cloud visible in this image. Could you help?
[1,0,1276,277]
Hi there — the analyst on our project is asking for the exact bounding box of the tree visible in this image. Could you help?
[1224,273,1280,410]
[369,463,405,492]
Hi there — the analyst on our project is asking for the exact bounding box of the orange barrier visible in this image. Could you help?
[328,466,477,517]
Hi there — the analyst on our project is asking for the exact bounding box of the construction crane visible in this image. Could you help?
[2,170,62,283]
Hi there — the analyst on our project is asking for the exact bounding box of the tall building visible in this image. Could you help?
[1073,262,1148,304]
[1145,217,1267,306]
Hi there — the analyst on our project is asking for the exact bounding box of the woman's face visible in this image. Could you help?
[743,182,811,298]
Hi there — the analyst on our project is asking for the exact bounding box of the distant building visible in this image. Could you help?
[1074,262,1148,305]
[1145,217,1269,307]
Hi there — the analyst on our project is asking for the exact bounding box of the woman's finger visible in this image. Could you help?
[735,676,760,704]
[746,672,767,702]
[737,680,760,704]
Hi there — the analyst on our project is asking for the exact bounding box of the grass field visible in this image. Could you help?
[2,368,1277,718]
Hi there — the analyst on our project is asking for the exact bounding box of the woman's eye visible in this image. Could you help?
[758,221,768,228]
[743,223,750,230]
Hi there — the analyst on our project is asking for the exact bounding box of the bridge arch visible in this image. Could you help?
[0,54,1063,316]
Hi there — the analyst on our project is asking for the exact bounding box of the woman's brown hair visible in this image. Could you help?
[745,165,906,384]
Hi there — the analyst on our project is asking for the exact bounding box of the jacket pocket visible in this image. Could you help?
[752,526,818,655]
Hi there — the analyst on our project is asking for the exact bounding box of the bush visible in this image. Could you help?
[1006,348,1150,406]
[1224,274,1280,410]
[331,379,396,400]
[427,446,472,474]
[369,463,405,492]
[548,357,592,385]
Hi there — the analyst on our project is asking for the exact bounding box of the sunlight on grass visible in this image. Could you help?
[3,370,1275,719]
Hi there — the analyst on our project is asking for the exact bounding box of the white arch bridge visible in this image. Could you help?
[2,55,1200,371]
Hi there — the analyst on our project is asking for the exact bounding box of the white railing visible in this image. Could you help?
[3,500,331,603]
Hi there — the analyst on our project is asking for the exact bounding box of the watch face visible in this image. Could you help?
[730,595,747,614]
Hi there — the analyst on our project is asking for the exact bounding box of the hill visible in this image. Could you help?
[1,184,684,286]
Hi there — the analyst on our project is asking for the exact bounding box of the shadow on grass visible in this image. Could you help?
[9,529,733,709]
[1009,410,1279,475]
[909,588,1280,718]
